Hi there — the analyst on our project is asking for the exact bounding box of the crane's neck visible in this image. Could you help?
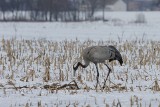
[73,61,89,76]
[73,62,87,71]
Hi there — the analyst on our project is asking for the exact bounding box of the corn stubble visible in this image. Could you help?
[1,37,160,106]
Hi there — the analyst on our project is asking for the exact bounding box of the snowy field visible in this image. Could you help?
[0,12,160,107]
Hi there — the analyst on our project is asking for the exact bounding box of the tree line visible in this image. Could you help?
[0,0,117,22]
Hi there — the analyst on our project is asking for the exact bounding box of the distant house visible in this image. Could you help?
[105,0,127,11]
[126,0,157,11]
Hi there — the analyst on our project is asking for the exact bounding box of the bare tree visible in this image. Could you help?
[0,0,7,20]
[154,0,160,6]
[101,0,106,21]
[100,0,118,21]
[0,0,120,22]
[87,0,98,18]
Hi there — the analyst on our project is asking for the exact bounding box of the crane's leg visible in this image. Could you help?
[95,63,99,88]
[103,63,111,89]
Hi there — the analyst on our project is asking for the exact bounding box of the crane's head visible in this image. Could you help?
[73,61,88,76]
[73,62,78,76]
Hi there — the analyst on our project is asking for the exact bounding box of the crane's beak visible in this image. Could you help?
[73,70,76,76]
[118,59,123,66]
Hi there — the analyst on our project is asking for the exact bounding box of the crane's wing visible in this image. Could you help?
[84,46,113,63]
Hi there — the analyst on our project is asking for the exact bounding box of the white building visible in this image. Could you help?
[106,0,127,11]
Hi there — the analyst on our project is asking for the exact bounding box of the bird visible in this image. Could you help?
[73,45,123,89]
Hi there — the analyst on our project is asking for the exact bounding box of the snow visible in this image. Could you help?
[0,12,160,107]
[0,12,160,41]
[0,90,159,107]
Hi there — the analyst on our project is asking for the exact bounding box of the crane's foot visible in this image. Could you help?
[94,83,102,90]
[95,83,98,89]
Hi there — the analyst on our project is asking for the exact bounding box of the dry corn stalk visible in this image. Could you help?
[43,55,51,82]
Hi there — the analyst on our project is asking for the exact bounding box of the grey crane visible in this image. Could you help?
[73,45,123,89]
